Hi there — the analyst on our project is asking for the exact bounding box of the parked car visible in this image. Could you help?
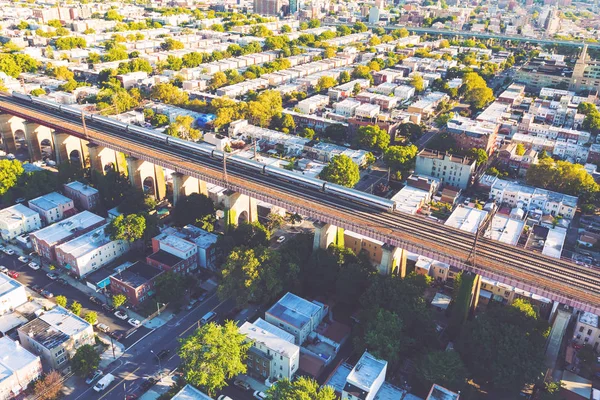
[42,290,53,299]
[18,256,28,263]
[108,331,123,341]
[103,304,115,313]
[85,370,103,385]
[3,249,14,255]
[96,323,110,333]
[56,278,68,286]
[234,379,251,391]
[140,377,157,391]
[128,318,141,327]
[7,270,18,279]
[253,391,267,400]
[28,262,40,270]
[114,310,128,320]
[277,235,286,243]
[46,272,58,280]
[0,266,8,274]
[31,284,42,293]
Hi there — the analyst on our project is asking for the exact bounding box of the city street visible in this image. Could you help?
[66,292,237,400]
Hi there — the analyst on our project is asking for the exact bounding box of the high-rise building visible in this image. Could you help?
[570,44,600,93]
[253,0,282,15]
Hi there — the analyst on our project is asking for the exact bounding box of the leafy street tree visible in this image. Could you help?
[462,72,494,110]
[155,271,190,304]
[161,38,184,51]
[356,309,405,366]
[435,112,454,128]
[457,299,549,391]
[210,71,228,90]
[397,122,423,142]
[526,158,599,202]
[515,143,526,156]
[322,124,347,142]
[172,193,215,228]
[0,159,24,197]
[415,351,468,392]
[118,186,156,215]
[315,76,337,92]
[356,125,390,152]
[265,212,285,232]
[383,145,418,173]
[288,213,303,226]
[468,148,488,166]
[84,311,98,325]
[266,377,336,400]
[112,294,127,308]
[70,301,82,316]
[229,221,271,249]
[179,321,251,396]
[34,371,63,400]
[105,214,146,242]
[55,295,67,308]
[319,155,360,188]
[71,344,100,377]
[410,74,425,92]
[165,115,201,140]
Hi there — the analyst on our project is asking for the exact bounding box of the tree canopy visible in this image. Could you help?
[266,377,336,400]
[0,159,24,197]
[457,299,549,391]
[179,321,251,396]
[172,193,215,229]
[71,344,100,377]
[461,72,494,110]
[105,214,146,242]
[383,145,418,173]
[526,158,599,202]
[319,155,360,188]
[415,351,468,393]
[155,271,191,304]
[356,125,390,152]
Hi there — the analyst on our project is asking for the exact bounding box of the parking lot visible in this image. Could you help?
[0,251,150,346]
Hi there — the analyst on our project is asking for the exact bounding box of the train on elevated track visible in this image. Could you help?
[12,91,396,212]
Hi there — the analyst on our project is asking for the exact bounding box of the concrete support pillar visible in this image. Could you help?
[312,222,342,251]
[470,274,482,313]
[379,245,407,276]
[0,114,24,154]
[24,122,51,162]
[172,173,209,206]
[549,300,560,323]
[222,190,258,232]
[88,144,124,176]
[126,156,166,200]
[52,131,88,167]
[52,131,69,164]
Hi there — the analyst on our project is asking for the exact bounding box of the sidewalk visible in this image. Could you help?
[97,333,125,369]
[237,374,270,393]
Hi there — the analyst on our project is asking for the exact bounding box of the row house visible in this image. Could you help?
[446,115,499,155]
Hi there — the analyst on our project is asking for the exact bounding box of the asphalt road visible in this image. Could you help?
[67,293,238,400]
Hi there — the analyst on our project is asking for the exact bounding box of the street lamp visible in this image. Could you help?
[150,350,162,382]
[156,302,165,316]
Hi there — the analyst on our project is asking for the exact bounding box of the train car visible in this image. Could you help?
[30,96,62,111]
[11,92,32,103]
[229,155,266,173]
[175,139,214,157]
[60,105,83,118]
[265,165,326,190]
[324,182,395,211]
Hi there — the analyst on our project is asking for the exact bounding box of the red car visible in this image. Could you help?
[7,270,18,279]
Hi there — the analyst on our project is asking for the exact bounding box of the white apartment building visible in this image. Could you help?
[28,192,75,225]
[54,224,130,278]
[0,204,41,241]
[393,84,415,100]
[415,149,476,189]
[0,337,43,399]
[265,292,326,345]
[18,306,94,370]
[342,352,387,400]
[334,99,361,117]
[240,318,300,381]
[0,273,28,316]
[481,175,578,219]
[297,95,330,114]
[573,312,600,351]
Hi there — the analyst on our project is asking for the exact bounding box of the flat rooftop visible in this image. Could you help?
[484,214,524,246]
[30,211,104,246]
[579,311,599,328]
[171,384,213,400]
[157,234,196,253]
[345,351,387,393]
[427,384,460,400]
[253,317,295,343]
[444,206,488,234]
[55,223,113,258]
[147,250,184,267]
[65,181,99,196]
[40,306,90,337]
[113,261,162,288]
[0,273,24,298]
[28,192,72,211]
[266,292,322,329]
[240,321,299,358]
[0,336,39,385]
[0,204,38,224]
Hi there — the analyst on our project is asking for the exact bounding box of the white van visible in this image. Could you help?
[200,311,216,325]
[93,373,115,392]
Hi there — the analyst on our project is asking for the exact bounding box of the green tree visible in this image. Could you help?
[30,88,46,97]
[410,74,425,92]
[55,295,67,308]
[105,214,146,242]
[320,155,360,188]
[155,271,189,304]
[383,145,418,172]
[84,311,98,325]
[462,72,494,109]
[70,301,82,316]
[338,70,351,84]
[353,22,368,32]
[71,344,100,377]
[356,125,390,152]
[308,18,321,28]
[457,299,549,391]
[172,193,215,228]
[209,71,228,90]
[515,143,526,156]
[468,148,488,166]
[356,309,405,365]
[435,112,454,128]
[165,115,201,140]
[229,221,271,248]
[526,158,599,202]
[322,124,346,142]
[266,377,335,400]
[415,351,468,392]
[315,76,337,92]
[151,83,189,105]
[0,159,24,197]
[112,294,127,308]
[299,127,315,139]
[105,9,123,21]
[161,38,184,51]
[179,321,251,396]
[539,381,566,400]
